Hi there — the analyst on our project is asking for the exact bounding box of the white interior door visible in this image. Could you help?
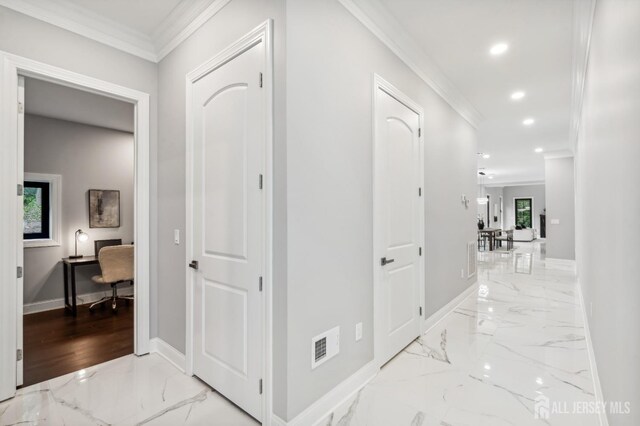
[190,42,265,421]
[16,76,24,387]
[374,85,423,366]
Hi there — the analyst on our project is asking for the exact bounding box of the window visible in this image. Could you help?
[23,181,50,239]
[515,198,533,228]
[23,173,61,247]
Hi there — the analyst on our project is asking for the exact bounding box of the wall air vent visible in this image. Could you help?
[468,241,477,278]
[314,337,327,363]
[311,326,340,369]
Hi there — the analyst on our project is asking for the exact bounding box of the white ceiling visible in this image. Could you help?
[377,0,575,185]
[25,77,134,133]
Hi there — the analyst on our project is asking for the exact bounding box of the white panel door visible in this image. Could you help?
[375,87,422,365]
[191,41,264,421]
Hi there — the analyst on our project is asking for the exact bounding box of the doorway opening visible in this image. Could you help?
[0,51,151,401]
[20,76,136,387]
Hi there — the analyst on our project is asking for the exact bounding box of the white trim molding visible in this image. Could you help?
[423,283,477,334]
[281,362,378,426]
[0,50,151,402]
[149,338,186,373]
[570,0,597,149]
[577,282,609,426]
[339,0,482,128]
[24,286,134,315]
[0,0,233,63]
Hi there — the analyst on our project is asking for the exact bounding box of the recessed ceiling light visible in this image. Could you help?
[511,91,526,100]
[489,43,509,56]
[482,154,491,159]
[535,147,543,153]
[488,175,494,179]
[523,118,535,126]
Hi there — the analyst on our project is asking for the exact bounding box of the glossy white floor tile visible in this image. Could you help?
[323,241,600,426]
[0,353,258,426]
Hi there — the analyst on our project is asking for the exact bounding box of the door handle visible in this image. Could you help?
[189,260,199,270]
[380,257,395,266]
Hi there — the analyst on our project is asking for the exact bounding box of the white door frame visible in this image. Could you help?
[184,20,273,423]
[372,74,426,367]
[0,51,151,401]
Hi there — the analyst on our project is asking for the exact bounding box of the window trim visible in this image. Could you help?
[23,173,61,248]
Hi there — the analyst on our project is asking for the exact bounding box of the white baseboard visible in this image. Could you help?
[270,414,288,426]
[275,361,378,426]
[23,286,134,314]
[149,337,186,373]
[422,282,477,334]
[576,282,609,426]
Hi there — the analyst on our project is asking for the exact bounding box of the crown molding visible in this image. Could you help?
[0,0,232,63]
[155,0,232,61]
[338,0,483,128]
[569,0,597,150]
[0,0,157,61]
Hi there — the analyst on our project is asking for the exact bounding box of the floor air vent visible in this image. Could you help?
[311,326,340,369]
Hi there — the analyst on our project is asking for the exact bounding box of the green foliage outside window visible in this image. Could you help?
[24,186,43,234]
[515,198,532,228]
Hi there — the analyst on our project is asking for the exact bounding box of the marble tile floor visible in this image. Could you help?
[0,353,258,426]
[323,241,600,426]
[2,240,599,426]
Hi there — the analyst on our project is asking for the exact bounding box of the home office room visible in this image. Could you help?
[20,76,135,387]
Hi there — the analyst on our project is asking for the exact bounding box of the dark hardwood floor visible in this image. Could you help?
[23,301,133,387]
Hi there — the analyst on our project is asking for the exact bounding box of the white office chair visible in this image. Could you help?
[90,245,134,312]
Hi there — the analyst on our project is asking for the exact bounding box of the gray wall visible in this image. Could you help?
[285,0,477,419]
[23,115,134,304]
[155,0,288,413]
[545,157,575,260]
[0,6,160,337]
[503,184,546,231]
[575,1,640,424]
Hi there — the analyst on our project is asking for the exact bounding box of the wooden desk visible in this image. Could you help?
[62,256,99,316]
[478,228,502,251]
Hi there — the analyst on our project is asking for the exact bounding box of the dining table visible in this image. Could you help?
[478,228,501,251]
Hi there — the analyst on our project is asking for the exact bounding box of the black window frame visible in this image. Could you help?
[23,181,51,240]
[514,197,533,229]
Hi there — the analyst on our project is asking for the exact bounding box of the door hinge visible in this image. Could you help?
[258,378,263,394]
[259,174,263,189]
[259,72,263,88]
[418,128,421,137]
[259,276,263,292]
[419,247,422,256]
[18,101,24,114]
[17,266,23,279]
[418,187,422,197]
[17,184,23,196]
[17,349,22,361]
[419,306,423,316]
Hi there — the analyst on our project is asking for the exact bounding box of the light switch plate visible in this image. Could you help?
[355,322,363,341]
[174,229,180,245]
[550,219,560,225]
